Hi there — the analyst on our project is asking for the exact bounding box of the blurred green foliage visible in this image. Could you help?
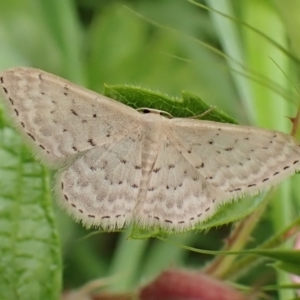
[0,0,300,299]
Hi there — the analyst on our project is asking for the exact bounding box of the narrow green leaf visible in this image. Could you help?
[252,249,300,265]
[0,123,61,300]
[272,261,300,276]
[161,237,300,266]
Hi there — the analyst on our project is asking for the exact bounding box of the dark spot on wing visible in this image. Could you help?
[100,160,107,170]
[87,138,96,146]
[71,109,78,116]
[247,183,256,187]
[14,108,19,116]
[64,194,68,201]
[196,162,204,169]
[283,166,290,170]
[27,133,35,141]
[101,216,110,219]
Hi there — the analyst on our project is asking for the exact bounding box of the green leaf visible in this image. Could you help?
[251,249,300,265]
[198,193,266,229]
[272,261,300,276]
[129,226,162,240]
[160,237,300,266]
[0,123,61,300]
[104,84,237,123]
[129,194,266,239]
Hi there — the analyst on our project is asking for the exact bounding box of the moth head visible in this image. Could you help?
[137,107,173,118]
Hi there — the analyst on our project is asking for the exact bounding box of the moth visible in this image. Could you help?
[1,67,299,231]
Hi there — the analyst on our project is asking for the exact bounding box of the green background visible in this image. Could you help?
[0,1,300,299]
